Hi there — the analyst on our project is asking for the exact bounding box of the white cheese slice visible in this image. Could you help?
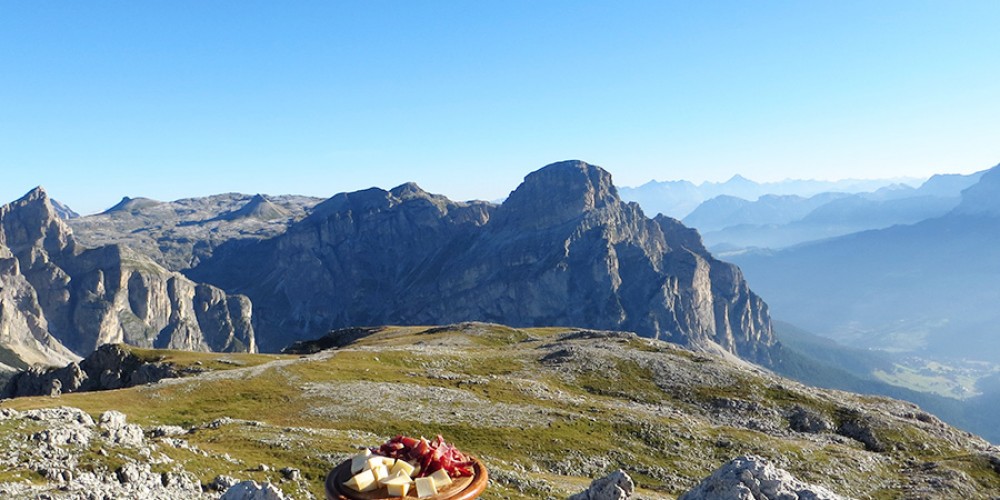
[429,468,453,487]
[344,469,377,492]
[350,449,372,474]
[415,476,438,498]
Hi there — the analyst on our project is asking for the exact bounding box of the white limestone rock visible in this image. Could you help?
[679,455,852,500]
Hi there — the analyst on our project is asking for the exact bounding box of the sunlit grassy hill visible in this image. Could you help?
[2,324,998,499]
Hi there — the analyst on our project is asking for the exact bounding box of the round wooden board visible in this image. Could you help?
[325,458,488,500]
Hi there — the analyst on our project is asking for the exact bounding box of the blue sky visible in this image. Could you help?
[2,1,999,214]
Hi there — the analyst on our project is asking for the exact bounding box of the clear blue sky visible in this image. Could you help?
[2,1,998,214]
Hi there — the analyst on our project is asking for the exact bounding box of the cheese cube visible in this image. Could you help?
[371,464,390,482]
[389,459,416,478]
[386,481,410,497]
[382,472,413,497]
[429,468,453,487]
[379,469,407,486]
[350,449,372,474]
[382,456,397,467]
[383,471,412,484]
[366,456,384,471]
[344,469,377,492]
[415,476,438,498]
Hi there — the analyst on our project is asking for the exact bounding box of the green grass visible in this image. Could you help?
[2,325,998,499]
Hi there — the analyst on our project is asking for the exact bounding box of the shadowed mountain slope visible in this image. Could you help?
[190,161,776,363]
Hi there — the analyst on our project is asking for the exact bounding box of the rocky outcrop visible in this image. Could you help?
[0,407,209,499]
[678,455,850,500]
[2,343,180,398]
[219,480,288,500]
[191,161,777,362]
[0,187,257,365]
[568,470,635,500]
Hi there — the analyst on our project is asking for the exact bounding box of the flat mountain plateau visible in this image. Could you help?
[1,324,998,499]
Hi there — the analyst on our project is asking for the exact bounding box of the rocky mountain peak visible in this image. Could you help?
[0,186,75,257]
[388,181,429,199]
[497,160,620,229]
[189,161,776,363]
[222,194,289,221]
[103,196,162,215]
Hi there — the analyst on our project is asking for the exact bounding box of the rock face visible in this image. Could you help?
[0,188,256,364]
[678,455,850,500]
[3,343,180,398]
[191,161,776,362]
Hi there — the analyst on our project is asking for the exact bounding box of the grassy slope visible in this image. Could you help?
[2,325,998,499]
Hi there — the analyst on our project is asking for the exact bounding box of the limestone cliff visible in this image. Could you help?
[0,188,256,364]
[191,161,776,363]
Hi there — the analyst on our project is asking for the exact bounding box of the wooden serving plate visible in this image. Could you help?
[325,457,488,500]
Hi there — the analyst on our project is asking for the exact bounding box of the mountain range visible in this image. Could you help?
[2,160,1000,498]
[729,165,1000,362]
[677,170,986,253]
[187,161,776,361]
[0,161,776,370]
[618,175,923,220]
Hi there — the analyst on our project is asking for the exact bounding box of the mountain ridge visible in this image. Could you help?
[188,160,777,363]
[0,187,258,368]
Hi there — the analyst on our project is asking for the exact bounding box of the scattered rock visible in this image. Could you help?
[836,409,886,453]
[210,475,241,491]
[788,405,831,434]
[678,455,851,500]
[221,480,287,500]
[150,425,188,438]
[568,469,634,500]
[279,467,300,481]
[99,410,145,448]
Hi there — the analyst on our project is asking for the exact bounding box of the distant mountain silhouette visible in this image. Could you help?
[730,163,1000,363]
[683,169,985,252]
[619,175,921,219]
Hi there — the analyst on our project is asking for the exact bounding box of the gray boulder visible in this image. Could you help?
[221,480,288,500]
[99,410,145,448]
[679,455,851,500]
[568,469,635,500]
